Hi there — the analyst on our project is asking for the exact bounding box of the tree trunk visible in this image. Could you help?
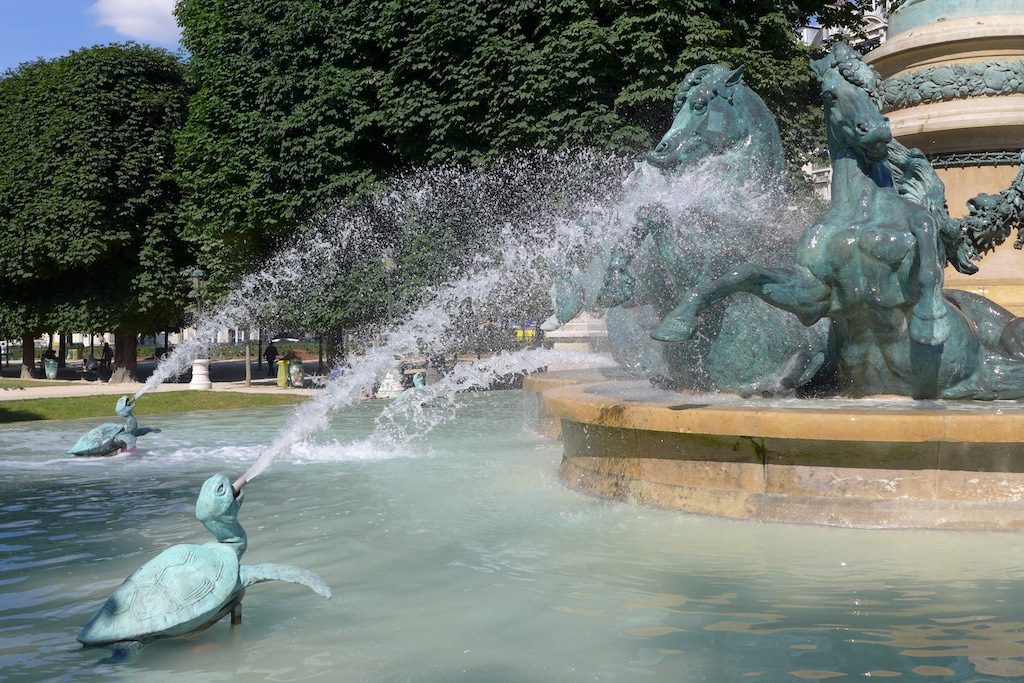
[244,341,251,387]
[20,331,36,379]
[324,328,344,371]
[318,334,323,374]
[57,333,67,368]
[109,331,138,383]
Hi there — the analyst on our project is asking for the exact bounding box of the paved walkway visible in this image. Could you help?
[0,359,318,402]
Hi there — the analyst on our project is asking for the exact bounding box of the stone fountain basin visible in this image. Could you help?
[526,369,1024,530]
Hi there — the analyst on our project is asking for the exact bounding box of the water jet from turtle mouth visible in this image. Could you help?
[232,476,247,496]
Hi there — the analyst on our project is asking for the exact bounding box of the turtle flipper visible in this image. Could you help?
[240,563,332,598]
[97,640,143,664]
[134,427,161,436]
[116,433,137,451]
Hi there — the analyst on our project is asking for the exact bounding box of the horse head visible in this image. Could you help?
[811,44,891,165]
[646,64,783,178]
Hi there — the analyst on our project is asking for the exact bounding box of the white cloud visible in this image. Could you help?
[91,0,181,45]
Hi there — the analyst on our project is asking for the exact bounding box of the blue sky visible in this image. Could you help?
[0,0,182,73]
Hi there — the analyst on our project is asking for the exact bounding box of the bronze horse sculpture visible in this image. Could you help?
[654,44,1024,399]
[546,64,826,394]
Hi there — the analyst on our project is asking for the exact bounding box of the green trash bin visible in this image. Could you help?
[277,359,289,388]
[44,358,58,380]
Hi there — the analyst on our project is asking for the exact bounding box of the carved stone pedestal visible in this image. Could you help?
[867,1,1024,313]
[189,358,213,391]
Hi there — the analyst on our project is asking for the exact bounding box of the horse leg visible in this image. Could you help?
[907,212,951,346]
[597,209,659,307]
[652,264,830,342]
[553,275,584,324]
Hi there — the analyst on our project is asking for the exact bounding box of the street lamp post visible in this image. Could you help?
[189,268,212,391]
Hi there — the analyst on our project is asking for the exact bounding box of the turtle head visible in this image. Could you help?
[115,396,134,418]
[195,473,247,555]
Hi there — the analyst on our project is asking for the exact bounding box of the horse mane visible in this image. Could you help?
[672,64,729,116]
[811,43,881,105]
[886,140,946,212]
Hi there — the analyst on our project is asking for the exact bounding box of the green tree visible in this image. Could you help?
[175,0,863,312]
[0,44,191,380]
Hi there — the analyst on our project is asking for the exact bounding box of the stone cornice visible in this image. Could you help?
[865,15,1024,78]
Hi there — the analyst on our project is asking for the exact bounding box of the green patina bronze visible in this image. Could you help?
[654,44,1024,400]
[67,396,161,456]
[960,157,1024,254]
[545,64,827,395]
[78,473,331,660]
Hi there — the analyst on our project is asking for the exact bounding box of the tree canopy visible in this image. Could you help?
[175,0,863,295]
[0,44,191,377]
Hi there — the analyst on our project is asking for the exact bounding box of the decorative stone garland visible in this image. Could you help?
[880,60,1024,111]
[928,150,1024,169]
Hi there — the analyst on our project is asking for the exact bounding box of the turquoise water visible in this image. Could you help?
[2,392,1024,681]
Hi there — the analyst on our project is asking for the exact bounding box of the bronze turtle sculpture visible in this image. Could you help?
[68,396,160,456]
[78,473,331,659]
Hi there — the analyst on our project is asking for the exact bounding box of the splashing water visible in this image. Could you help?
[133,150,807,484]
[239,264,537,483]
[373,348,607,443]
[134,236,354,399]
[135,151,628,401]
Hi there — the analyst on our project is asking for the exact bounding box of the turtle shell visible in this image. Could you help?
[68,423,126,457]
[78,542,241,646]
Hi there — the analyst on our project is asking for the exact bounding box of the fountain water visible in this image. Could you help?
[130,147,793,490]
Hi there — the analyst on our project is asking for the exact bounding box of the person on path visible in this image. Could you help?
[264,343,279,377]
[101,342,113,371]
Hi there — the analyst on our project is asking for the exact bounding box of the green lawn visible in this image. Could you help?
[0,391,303,424]
[0,379,77,390]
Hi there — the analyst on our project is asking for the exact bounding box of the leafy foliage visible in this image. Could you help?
[0,44,191,341]
[176,0,863,298]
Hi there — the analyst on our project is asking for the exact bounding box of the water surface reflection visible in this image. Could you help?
[2,393,1024,680]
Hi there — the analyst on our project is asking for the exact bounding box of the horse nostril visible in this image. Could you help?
[857,122,870,134]
[654,142,668,153]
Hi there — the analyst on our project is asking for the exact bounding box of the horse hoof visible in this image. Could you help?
[651,319,696,343]
[540,315,562,332]
[909,313,950,347]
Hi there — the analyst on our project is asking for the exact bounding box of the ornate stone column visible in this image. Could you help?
[866,0,1024,312]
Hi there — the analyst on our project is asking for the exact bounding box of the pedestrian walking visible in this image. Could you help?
[264,343,279,377]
